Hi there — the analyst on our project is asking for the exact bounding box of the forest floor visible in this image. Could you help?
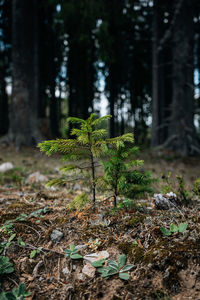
[0,145,200,300]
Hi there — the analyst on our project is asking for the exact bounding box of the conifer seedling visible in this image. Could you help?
[38,113,133,206]
[102,144,153,207]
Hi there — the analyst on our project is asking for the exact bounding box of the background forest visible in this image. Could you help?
[0,0,200,156]
[1,1,200,299]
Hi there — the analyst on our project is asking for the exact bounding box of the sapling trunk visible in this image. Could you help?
[113,194,117,207]
[90,150,96,205]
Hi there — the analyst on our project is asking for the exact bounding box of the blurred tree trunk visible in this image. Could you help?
[151,0,199,156]
[0,70,9,135]
[151,0,172,147]
[167,0,199,155]
[8,0,42,148]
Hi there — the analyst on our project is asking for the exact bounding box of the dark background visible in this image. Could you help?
[0,0,200,156]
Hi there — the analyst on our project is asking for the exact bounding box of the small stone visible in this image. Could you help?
[75,244,86,250]
[153,192,178,210]
[50,230,63,243]
[83,250,109,264]
[73,183,81,191]
[0,162,14,173]
[62,267,70,277]
[25,171,48,185]
[82,263,96,278]
[76,273,85,281]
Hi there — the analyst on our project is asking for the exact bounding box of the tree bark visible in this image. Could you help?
[8,0,42,148]
[151,0,172,147]
[0,73,9,135]
[168,0,199,156]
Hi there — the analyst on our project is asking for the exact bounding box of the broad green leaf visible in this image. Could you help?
[30,250,37,259]
[97,267,107,274]
[70,254,82,259]
[70,244,75,251]
[170,223,179,233]
[118,254,126,268]
[160,227,171,236]
[119,272,130,280]
[178,223,188,233]
[120,264,134,272]
[92,259,105,268]
[108,259,119,269]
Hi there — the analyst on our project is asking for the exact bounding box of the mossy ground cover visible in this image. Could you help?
[0,146,200,299]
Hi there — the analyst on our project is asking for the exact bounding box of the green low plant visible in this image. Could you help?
[38,113,133,205]
[0,222,14,235]
[176,175,191,206]
[102,144,153,207]
[160,223,188,236]
[64,244,83,259]
[29,207,50,218]
[0,234,16,254]
[0,283,31,300]
[193,178,200,197]
[161,172,173,194]
[0,168,25,187]
[30,247,43,259]
[118,198,138,211]
[67,193,90,211]
[0,256,14,275]
[17,237,26,247]
[93,254,134,280]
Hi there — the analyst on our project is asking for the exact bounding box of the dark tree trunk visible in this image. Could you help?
[8,0,42,148]
[0,74,9,135]
[168,0,199,156]
[151,0,172,147]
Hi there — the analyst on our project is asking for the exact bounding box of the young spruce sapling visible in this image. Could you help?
[102,143,153,207]
[38,114,133,206]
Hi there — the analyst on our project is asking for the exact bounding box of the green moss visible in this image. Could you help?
[128,214,146,226]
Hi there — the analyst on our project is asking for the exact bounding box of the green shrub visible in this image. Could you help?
[102,145,153,207]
